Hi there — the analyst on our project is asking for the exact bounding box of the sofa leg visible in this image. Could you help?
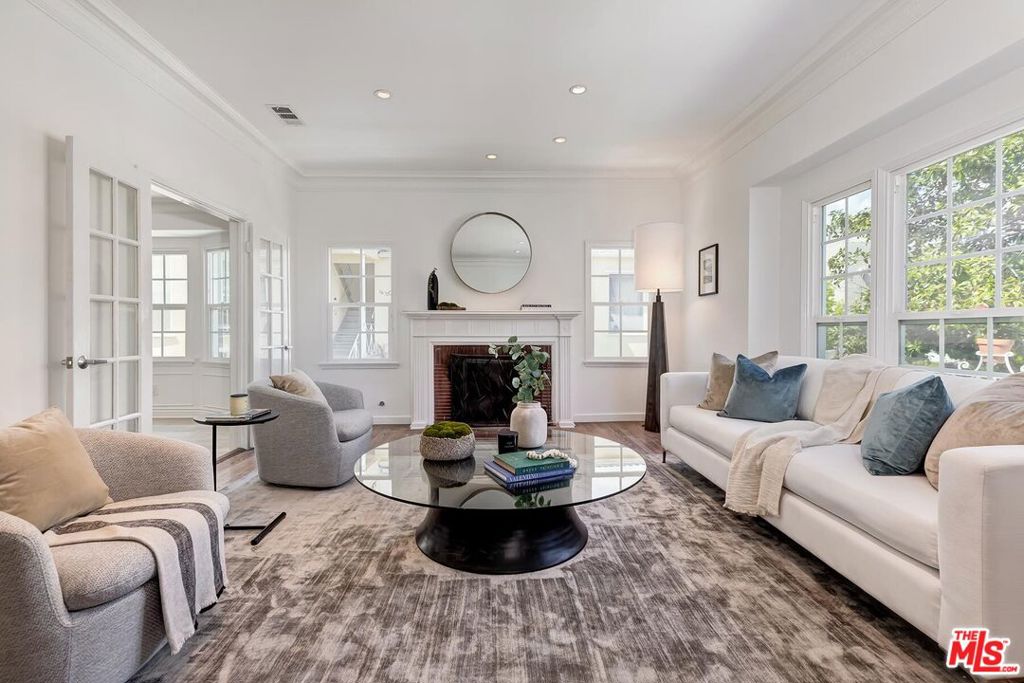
[662,450,666,463]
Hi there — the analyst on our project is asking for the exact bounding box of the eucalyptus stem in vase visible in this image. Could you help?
[489,336,550,448]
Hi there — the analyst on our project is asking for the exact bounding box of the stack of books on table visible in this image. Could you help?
[484,450,575,493]
[202,408,272,424]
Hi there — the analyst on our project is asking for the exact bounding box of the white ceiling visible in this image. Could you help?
[111,0,865,175]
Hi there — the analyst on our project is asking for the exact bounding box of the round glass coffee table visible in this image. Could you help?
[353,429,646,574]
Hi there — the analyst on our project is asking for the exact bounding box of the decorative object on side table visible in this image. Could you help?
[427,268,439,310]
[489,335,550,448]
[229,393,249,416]
[419,421,476,461]
[634,221,685,432]
[698,243,719,296]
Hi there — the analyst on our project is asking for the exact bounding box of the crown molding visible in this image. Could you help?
[292,171,681,193]
[676,0,947,180]
[27,0,301,173]
[294,167,678,185]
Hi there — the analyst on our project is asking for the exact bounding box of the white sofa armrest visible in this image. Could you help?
[938,445,1024,673]
[660,372,709,435]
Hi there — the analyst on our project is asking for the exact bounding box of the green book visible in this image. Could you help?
[494,450,573,476]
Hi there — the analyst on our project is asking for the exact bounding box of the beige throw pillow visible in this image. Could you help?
[0,408,110,531]
[270,369,328,405]
[697,351,779,411]
[924,374,1024,489]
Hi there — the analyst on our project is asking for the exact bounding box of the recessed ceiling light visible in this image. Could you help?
[373,89,392,99]
[569,84,587,95]
[485,153,498,160]
[514,250,521,254]
[553,136,567,144]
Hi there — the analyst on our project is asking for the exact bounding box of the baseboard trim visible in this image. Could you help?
[373,415,412,425]
[573,412,644,423]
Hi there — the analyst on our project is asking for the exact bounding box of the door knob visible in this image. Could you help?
[76,355,109,369]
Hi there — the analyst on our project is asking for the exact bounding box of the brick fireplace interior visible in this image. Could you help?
[433,344,553,427]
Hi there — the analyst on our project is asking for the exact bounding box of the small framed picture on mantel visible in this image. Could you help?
[698,243,719,296]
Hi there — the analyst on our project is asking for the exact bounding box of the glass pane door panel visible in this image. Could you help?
[119,303,138,356]
[90,363,114,423]
[90,237,113,295]
[116,182,138,240]
[89,171,113,233]
[117,360,139,416]
[118,243,139,298]
[91,301,113,357]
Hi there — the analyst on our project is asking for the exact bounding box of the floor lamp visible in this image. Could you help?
[634,222,684,432]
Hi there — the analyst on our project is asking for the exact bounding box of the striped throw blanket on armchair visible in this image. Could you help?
[44,490,228,653]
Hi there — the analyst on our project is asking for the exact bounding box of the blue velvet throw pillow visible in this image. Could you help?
[861,376,954,476]
[718,355,807,423]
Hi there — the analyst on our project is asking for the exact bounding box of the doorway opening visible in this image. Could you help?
[149,187,249,465]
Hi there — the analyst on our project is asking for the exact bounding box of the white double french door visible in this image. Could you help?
[257,238,291,377]
[63,136,152,431]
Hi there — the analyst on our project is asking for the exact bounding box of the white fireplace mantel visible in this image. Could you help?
[405,310,580,429]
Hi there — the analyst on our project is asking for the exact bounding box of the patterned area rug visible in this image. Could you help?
[132,447,965,683]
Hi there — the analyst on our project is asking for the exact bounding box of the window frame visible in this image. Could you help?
[892,122,1024,377]
[321,244,397,368]
[584,241,651,366]
[152,250,189,360]
[807,181,875,359]
[204,246,231,362]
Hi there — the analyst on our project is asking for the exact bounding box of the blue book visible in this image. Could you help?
[484,460,574,485]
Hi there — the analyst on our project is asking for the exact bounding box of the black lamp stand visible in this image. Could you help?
[644,289,668,432]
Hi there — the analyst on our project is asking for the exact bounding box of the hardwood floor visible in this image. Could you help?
[216,422,659,489]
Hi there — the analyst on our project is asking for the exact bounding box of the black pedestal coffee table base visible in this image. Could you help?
[414,506,588,574]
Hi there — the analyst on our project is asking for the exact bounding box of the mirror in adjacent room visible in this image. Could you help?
[450,212,531,293]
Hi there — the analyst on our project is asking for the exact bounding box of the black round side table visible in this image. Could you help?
[193,411,285,545]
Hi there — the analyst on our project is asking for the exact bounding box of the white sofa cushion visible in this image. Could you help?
[667,405,763,456]
[784,444,939,569]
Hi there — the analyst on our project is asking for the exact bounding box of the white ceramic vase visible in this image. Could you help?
[510,401,547,448]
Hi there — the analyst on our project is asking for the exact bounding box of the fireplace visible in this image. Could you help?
[406,310,579,429]
[433,345,553,427]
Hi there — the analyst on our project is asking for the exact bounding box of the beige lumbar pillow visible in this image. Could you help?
[270,369,328,405]
[924,374,1024,489]
[698,351,779,411]
[0,408,110,531]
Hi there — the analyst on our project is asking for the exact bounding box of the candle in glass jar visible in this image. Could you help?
[230,393,249,416]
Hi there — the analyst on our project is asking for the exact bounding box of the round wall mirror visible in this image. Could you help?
[450,212,532,293]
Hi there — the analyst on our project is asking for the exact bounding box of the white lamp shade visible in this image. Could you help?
[633,221,684,292]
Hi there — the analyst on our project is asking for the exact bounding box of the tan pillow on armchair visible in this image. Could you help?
[0,408,110,531]
[270,369,329,405]
[923,374,1024,489]
[698,351,779,411]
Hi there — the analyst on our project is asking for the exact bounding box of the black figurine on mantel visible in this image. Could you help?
[427,268,439,310]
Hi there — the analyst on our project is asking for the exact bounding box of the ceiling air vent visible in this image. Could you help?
[267,104,304,125]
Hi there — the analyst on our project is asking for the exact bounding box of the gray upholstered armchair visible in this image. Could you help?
[247,379,373,487]
[0,431,223,683]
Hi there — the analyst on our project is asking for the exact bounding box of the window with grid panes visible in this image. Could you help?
[328,247,392,360]
[900,129,1024,376]
[588,245,650,360]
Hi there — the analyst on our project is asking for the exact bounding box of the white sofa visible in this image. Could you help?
[661,355,1024,674]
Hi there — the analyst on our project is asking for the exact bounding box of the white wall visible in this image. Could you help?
[678,0,1024,369]
[292,177,683,423]
[0,2,294,425]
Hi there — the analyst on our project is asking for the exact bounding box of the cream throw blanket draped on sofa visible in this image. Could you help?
[43,490,228,653]
[724,356,911,516]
